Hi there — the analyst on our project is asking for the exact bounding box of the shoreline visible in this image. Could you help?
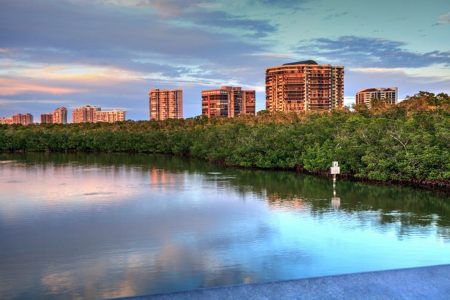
[3,151,449,193]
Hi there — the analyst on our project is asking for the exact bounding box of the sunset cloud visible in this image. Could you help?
[0,78,79,96]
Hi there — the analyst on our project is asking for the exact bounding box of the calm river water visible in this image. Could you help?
[0,153,449,299]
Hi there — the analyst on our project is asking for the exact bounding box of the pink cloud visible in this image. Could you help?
[0,78,79,96]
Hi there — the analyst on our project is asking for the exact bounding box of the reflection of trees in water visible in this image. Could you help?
[4,152,449,238]
[226,169,450,238]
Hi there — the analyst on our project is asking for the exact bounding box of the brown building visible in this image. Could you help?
[53,107,68,124]
[72,105,100,123]
[40,113,53,124]
[149,89,183,121]
[266,60,344,113]
[201,86,256,118]
[10,113,33,125]
[95,110,126,123]
[356,87,398,108]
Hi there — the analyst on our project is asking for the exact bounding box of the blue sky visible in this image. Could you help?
[1,0,449,120]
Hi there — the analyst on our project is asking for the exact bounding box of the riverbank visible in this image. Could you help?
[117,264,450,300]
[1,107,449,191]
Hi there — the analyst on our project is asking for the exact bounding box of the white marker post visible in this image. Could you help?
[330,161,340,197]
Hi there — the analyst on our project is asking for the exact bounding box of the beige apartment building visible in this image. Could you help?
[53,107,68,124]
[72,105,125,123]
[149,89,183,121]
[95,110,126,123]
[201,86,256,118]
[356,87,398,108]
[266,60,344,112]
[72,105,100,123]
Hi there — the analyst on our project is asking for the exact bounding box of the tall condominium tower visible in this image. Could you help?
[53,107,68,124]
[356,87,398,108]
[266,60,344,112]
[149,89,183,121]
[201,86,256,118]
[72,105,100,123]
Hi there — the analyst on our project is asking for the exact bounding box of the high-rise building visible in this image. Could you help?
[53,107,68,124]
[201,86,256,118]
[266,60,344,113]
[149,89,183,121]
[72,105,100,123]
[10,113,33,125]
[41,113,53,124]
[95,110,126,123]
[356,88,398,108]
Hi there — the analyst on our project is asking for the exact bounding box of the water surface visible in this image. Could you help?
[0,153,449,299]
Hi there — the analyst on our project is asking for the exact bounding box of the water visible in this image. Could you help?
[0,153,449,299]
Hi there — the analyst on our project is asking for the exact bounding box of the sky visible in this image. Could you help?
[1,0,449,120]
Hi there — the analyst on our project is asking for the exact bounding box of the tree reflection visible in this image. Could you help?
[2,152,449,237]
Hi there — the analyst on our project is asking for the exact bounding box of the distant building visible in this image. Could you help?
[8,113,34,125]
[149,89,183,121]
[201,86,256,118]
[40,107,67,124]
[266,60,344,112]
[95,110,126,123]
[53,107,68,124]
[72,105,100,123]
[356,88,398,108]
[0,117,13,125]
[40,113,53,124]
[1,114,34,125]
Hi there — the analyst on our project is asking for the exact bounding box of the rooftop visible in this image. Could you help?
[283,60,318,66]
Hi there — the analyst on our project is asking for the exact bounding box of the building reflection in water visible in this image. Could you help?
[149,168,181,192]
[266,193,307,211]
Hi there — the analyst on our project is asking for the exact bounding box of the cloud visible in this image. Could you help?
[84,0,278,37]
[438,12,450,24]
[0,78,79,96]
[350,65,450,82]
[248,52,297,60]
[322,11,349,21]
[96,0,209,17]
[0,0,266,61]
[0,0,271,100]
[0,99,74,106]
[183,10,277,38]
[296,36,450,68]
[1,60,142,83]
[255,0,309,7]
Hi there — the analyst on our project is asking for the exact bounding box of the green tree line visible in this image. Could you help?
[1,92,449,186]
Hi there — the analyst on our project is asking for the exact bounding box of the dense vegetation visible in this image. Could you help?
[1,91,449,187]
